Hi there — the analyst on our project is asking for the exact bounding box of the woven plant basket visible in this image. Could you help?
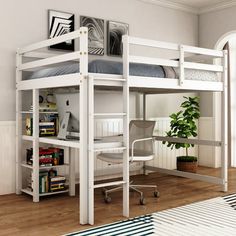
[177,161,198,173]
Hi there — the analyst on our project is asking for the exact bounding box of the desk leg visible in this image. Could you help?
[88,75,94,225]
[68,147,75,196]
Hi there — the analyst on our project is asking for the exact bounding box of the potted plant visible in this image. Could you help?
[163,96,200,173]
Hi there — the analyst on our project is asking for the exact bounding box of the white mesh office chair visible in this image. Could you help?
[97,120,159,205]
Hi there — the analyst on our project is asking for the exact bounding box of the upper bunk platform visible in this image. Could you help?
[16,72,223,93]
[16,27,227,93]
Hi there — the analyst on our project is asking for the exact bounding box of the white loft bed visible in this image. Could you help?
[16,27,228,225]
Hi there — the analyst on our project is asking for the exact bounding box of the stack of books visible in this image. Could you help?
[50,175,66,192]
[25,112,59,137]
[38,170,66,193]
[39,121,56,136]
[26,147,64,166]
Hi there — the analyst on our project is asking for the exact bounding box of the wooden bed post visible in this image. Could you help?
[122,34,130,218]
[143,93,146,120]
[179,45,185,86]
[16,50,22,195]
[79,27,89,224]
[221,50,228,192]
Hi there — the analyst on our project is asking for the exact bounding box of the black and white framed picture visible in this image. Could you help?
[48,10,75,51]
[107,21,129,56]
[80,16,104,55]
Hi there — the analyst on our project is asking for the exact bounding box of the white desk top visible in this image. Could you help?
[22,135,123,149]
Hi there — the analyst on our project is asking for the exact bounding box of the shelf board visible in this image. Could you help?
[21,188,69,197]
[39,164,69,169]
[21,188,33,196]
[21,163,33,169]
[39,137,80,148]
[21,162,69,170]
[39,189,69,197]
[22,135,33,141]
[21,111,58,114]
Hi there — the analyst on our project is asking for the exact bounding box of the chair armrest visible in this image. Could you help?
[131,137,154,162]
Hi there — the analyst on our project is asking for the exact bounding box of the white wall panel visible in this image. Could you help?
[148,118,197,170]
[198,117,216,167]
[0,121,16,195]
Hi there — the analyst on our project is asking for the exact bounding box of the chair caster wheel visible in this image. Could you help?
[139,197,146,205]
[154,191,160,198]
[104,196,111,203]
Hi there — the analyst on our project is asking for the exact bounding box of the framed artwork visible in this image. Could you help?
[48,10,75,51]
[107,21,129,56]
[80,16,104,55]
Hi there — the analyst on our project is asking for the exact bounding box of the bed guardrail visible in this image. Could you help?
[16,27,88,76]
[124,35,226,85]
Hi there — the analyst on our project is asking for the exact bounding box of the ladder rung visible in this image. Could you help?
[94,180,126,189]
[94,113,126,117]
[94,146,126,152]
[94,77,126,82]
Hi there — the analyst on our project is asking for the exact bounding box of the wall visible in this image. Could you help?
[199,8,236,167]
[199,6,236,117]
[0,122,16,195]
[0,0,198,121]
[199,6,236,49]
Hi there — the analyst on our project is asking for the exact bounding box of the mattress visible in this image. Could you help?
[27,59,219,82]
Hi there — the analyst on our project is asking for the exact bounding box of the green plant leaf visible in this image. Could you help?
[163,96,200,154]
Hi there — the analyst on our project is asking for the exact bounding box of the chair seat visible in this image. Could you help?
[97,152,154,164]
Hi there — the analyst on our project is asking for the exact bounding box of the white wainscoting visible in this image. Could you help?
[0,117,213,195]
[198,117,215,167]
[0,121,16,195]
[148,117,197,170]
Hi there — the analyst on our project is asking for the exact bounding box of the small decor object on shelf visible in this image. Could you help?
[26,116,33,136]
[163,96,200,173]
[48,10,75,51]
[107,21,129,56]
[80,16,104,55]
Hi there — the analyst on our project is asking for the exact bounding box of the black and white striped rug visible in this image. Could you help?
[65,193,236,236]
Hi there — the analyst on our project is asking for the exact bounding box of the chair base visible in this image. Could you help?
[102,181,159,205]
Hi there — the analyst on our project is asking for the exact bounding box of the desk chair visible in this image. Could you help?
[97,120,159,205]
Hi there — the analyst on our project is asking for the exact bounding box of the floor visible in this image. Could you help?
[1,167,236,236]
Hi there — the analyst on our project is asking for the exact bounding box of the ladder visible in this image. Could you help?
[87,35,130,225]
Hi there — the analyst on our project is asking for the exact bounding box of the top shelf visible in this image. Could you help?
[21,111,58,114]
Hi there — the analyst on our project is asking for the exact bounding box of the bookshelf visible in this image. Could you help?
[16,91,76,202]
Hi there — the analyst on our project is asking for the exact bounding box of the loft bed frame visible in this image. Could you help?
[16,27,228,225]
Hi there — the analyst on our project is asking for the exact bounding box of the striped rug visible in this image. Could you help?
[65,193,236,236]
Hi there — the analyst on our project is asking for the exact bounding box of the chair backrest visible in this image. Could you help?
[129,120,156,157]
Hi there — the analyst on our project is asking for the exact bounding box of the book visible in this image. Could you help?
[39,122,55,126]
[50,176,66,182]
[50,180,66,185]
